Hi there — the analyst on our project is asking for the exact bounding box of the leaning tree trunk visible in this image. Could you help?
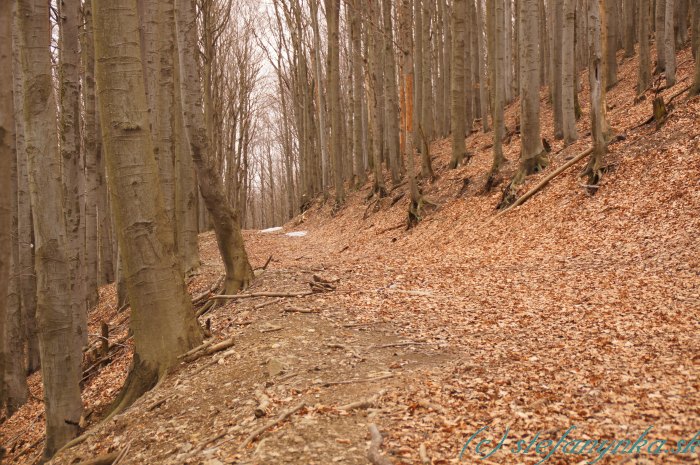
[665,0,677,86]
[449,0,467,169]
[92,0,203,415]
[17,0,83,456]
[584,0,609,185]
[175,0,253,293]
[562,0,579,144]
[638,0,652,94]
[604,0,618,87]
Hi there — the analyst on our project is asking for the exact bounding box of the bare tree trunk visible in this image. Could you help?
[516,0,546,181]
[477,0,490,132]
[2,115,29,416]
[368,0,388,197]
[489,0,506,175]
[420,0,436,180]
[624,0,636,57]
[550,0,564,139]
[82,1,100,309]
[383,0,402,184]
[92,0,202,415]
[172,28,200,273]
[562,0,579,144]
[176,0,253,293]
[17,0,83,455]
[691,1,700,96]
[585,0,609,185]
[450,0,467,169]
[58,0,87,348]
[11,9,40,374]
[604,0,618,87]
[351,0,367,186]
[310,0,329,191]
[0,0,26,415]
[326,0,345,204]
[639,0,652,93]
[656,0,667,72]
[665,0,677,85]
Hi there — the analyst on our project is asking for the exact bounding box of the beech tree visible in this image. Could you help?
[16,0,83,455]
[449,0,467,169]
[92,0,203,413]
[176,0,254,293]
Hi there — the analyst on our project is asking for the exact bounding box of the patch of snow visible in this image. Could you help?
[259,226,283,233]
[285,231,308,237]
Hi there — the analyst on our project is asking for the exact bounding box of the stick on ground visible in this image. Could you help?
[367,424,393,465]
[240,401,306,449]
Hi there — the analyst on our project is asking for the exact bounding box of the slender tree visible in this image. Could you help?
[326,0,345,204]
[562,0,579,144]
[584,0,609,185]
[383,0,402,184]
[638,0,652,94]
[449,0,467,169]
[17,0,83,455]
[665,0,677,86]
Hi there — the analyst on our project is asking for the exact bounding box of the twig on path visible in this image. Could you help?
[337,390,386,411]
[254,390,271,418]
[240,401,306,449]
[283,306,320,314]
[181,337,235,363]
[367,424,393,465]
[259,325,283,333]
[316,373,393,387]
[419,443,431,464]
[210,290,314,300]
[372,341,429,349]
[74,452,119,465]
[254,297,283,310]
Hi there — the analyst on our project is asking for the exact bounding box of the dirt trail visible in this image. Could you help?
[2,45,699,465]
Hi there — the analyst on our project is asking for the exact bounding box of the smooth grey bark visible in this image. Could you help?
[58,0,87,348]
[17,0,83,456]
[383,0,402,184]
[449,0,467,169]
[92,0,203,415]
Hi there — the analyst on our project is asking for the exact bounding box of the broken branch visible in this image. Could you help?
[240,401,306,449]
[367,424,393,465]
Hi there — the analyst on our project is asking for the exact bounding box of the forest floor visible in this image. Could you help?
[2,44,700,465]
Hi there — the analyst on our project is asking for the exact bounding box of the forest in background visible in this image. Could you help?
[1,0,699,463]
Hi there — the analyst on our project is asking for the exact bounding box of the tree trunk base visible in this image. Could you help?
[105,355,160,421]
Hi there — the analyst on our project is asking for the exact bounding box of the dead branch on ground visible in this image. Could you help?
[240,401,306,449]
[367,424,393,465]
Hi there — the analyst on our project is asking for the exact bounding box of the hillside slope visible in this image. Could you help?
[2,43,699,465]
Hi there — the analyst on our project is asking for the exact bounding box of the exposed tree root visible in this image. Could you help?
[498,150,549,210]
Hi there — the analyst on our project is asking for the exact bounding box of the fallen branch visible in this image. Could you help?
[419,443,431,464]
[240,401,306,449]
[367,424,393,465]
[254,297,283,310]
[182,337,235,363]
[210,290,313,300]
[316,373,393,387]
[259,325,283,333]
[493,146,594,219]
[338,390,386,411]
[254,390,271,418]
[74,452,119,465]
[283,306,319,314]
[373,341,429,349]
